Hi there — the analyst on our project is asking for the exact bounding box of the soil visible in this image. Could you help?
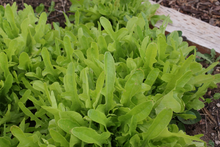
[1,0,220,146]
[0,0,72,27]
[152,0,220,27]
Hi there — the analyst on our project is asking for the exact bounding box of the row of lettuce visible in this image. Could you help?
[0,1,219,147]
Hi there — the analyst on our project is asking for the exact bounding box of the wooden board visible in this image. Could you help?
[148,0,220,55]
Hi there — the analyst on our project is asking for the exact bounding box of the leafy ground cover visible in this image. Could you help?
[185,52,220,147]
[0,0,220,146]
[152,1,220,146]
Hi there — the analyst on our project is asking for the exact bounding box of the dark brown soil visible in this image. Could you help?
[153,0,220,27]
[1,0,220,146]
[0,0,72,27]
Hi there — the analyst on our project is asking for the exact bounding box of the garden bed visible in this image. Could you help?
[0,0,220,146]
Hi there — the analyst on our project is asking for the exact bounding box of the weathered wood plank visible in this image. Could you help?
[149,0,220,54]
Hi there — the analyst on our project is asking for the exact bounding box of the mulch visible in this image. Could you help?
[153,0,220,27]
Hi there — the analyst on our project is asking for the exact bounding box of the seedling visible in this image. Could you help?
[35,1,55,17]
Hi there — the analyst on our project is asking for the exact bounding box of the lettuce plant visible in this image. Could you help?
[69,0,170,28]
[0,3,65,146]
[0,2,219,147]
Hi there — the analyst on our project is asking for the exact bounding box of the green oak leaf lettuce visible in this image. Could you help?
[0,2,216,147]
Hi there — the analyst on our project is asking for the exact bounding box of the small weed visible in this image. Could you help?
[208,140,214,147]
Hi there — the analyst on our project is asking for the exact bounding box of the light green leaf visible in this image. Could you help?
[0,74,13,96]
[19,118,26,132]
[126,17,138,32]
[59,111,86,126]
[98,35,108,53]
[144,42,157,70]
[214,74,220,84]
[92,71,105,108]
[140,36,149,59]
[158,128,204,144]
[190,62,202,74]
[41,47,57,77]
[142,109,172,145]
[164,55,194,93]
[0,137,11,146]
[87,42,99,60]
[34,12,47,42]
[157,34,168,60]
[116,28,128,40]
[100,17,116,40]
[0,104,11,126]
[104,52,116,112]
[50,91,57,108]
[69,134,81,147]
[187,98,205,110]
[126,58,137,72]
[5,5,19,37]
[176,113,196,120]
[120,70,145,107]
[35,3,45,14]
[176,71,192,89]
[18,52,32,71]
[200,62,218,75]
[58,118,80,134]
[18,102,43,128]
[119,101,153,123]
[189,75,214,85]
[64,35,74,62]
[145,68,160,87]
[182,46,195,57]
[71,127,110,147]
[19,89,31,103]
[10,125,37,147]
[156,91,183,113]
[33,80,45,92]
[2,19,14,38]
[79,68,91,108]
[49,129,69,147]
[21,77,41,96]
[63,62,82,111]
[0,52,10,78]
[5,39,17,62]
[84,59,102,77]
[70,0,85,6]
[130,134,141,147]
[88,109,108,127]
